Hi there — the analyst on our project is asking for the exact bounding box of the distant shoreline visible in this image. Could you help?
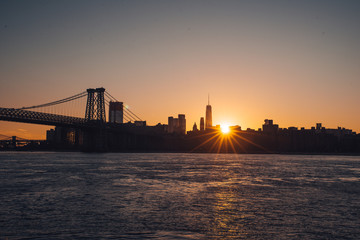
[1,149,359,156]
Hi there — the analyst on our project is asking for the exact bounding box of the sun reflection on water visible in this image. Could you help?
[210,181,247,238]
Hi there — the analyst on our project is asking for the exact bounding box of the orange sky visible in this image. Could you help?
[1,1,360,139]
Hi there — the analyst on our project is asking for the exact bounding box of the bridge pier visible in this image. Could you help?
[81,87,108,152]
[81,127,108,152]
[11,136,17,148]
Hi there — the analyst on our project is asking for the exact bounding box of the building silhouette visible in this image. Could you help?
[168,117,174,133]
[193,122,198,131]
[262,119,279,133]
[200,117,205,131]
[205,96,212,129]
[178,114,186,135]
[109,101,123,124]
[168,114,186,135]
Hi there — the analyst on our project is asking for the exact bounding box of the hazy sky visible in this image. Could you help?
[1,0,360,138]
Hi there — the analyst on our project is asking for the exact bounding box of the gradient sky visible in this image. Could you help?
[1,0,360,139]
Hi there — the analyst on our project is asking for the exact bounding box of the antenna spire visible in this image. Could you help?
[208,94,210,105]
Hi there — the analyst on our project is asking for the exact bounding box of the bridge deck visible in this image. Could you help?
[0,107,86,128]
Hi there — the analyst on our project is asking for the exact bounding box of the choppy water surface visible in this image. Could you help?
[0,153,359,239]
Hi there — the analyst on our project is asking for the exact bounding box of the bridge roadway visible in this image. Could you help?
[0,107,148,151]
[0,107,88,128]
[0,107,142,132]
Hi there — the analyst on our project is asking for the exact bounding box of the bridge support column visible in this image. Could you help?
[82,87,108,152]
[11,136,17,148]
[81,128,108,152]
[85,88,106,122]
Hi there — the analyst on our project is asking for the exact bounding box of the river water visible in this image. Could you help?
[0,152,359,239]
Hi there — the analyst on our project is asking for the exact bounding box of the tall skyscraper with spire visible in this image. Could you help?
[205,94,212,129]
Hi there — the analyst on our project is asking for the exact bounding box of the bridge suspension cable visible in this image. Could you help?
[104,99,132,122]
[104,91,117,102]
[104,98,138,122]
[104,90,143,122]
[124,107,142,122]
[18,91,87,110]
[0,134,12,140]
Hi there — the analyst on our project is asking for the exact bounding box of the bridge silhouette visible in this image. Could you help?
[0,134,45,149]
[0,88,144,151]
[0,87,141,128]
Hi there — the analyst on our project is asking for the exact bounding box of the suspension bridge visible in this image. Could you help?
[0,87,142,128]
[0,88,146,151]
[0,134,46,149]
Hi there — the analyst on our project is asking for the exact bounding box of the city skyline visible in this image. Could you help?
[0,91,358,141]
[1,1,360,138]
[2,89,358,153]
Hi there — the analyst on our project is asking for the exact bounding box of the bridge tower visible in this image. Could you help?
[85,88,106,122]
[83,87,108,152]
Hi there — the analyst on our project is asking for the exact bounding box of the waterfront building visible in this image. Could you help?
[262,119,279,134]
[168,114,186,135]
[109,101,123,124]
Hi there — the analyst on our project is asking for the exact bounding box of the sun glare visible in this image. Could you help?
[220,124,230,134]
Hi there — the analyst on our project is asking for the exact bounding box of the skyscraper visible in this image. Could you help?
[168,116,174,133]
[178,114,186,135]
[109,101,123,124]
[205,95,212,129]
[200,117,205,131]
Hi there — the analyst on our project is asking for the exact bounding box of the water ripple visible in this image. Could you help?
[0,152,359,239]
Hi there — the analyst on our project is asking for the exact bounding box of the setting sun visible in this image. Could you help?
[220,124,231,134]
